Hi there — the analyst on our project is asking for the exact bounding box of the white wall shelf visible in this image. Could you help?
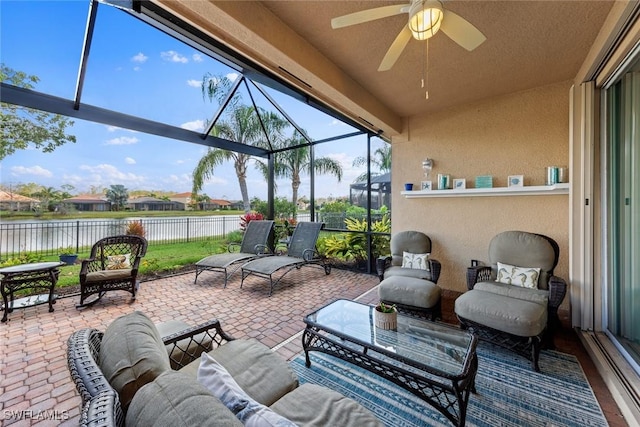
[401,183,569,198]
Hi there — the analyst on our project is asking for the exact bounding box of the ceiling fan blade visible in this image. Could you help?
[440,10,486,51]
[331,4,408,29]
[378,26,412,71]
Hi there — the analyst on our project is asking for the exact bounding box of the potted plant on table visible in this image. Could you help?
[374,301,397,330]
[58,246,78,265]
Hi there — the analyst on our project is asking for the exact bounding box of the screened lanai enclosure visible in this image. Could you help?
[1,0,391,273]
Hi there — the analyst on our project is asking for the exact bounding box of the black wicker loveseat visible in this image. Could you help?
[66,311,382,427]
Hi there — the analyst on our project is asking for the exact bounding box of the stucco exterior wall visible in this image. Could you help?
[392,81,572,316]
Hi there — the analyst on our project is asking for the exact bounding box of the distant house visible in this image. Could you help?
[0,190,40,211]
[169,192,194,210]
[127,197,184,211]
[63,195,111,212]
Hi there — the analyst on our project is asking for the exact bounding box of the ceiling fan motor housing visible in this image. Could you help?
[409,0,444,40]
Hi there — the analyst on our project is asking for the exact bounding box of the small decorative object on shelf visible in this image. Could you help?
[475,175,493,188]
[453,178,466,189]
[508,175,524,187]
[404,183,414,191]
[422,158,434,179]
[421,180,432,190]
[437,174,451,190]
[374,302,398,330]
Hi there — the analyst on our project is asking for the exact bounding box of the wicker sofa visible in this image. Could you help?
[66,311,382,427]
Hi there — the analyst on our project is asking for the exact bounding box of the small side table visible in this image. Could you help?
[0,261,64,322]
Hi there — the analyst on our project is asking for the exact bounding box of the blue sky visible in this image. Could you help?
[1,0,386,201]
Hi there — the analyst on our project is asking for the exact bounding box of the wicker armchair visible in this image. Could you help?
[376,231,442,320]
[454,230,567,371]
[77,235,148,308]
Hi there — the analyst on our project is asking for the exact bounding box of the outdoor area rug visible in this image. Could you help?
[289,343,608,427]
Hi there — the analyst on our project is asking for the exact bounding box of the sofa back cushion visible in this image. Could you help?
[390,231,432,267]
[489,231,558,290]
[99,311,171,412]
[126,370,243,426]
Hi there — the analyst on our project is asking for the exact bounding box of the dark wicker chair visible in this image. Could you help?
[66,319,234,427]
[194,220,275,287]
[240,222,330,296]
[454,230,567,371]
[376,231,442,320]
[77,235,148,308]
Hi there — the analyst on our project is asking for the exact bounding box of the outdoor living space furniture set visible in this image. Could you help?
[66,311,383,427]
[376,229,567,372]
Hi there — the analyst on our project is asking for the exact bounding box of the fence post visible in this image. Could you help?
[76,220,80,253]
[186,217,190,243]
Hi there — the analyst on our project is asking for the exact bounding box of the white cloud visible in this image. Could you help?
[226,72,239,82]
[162,174,193,187]
[192,53,203,62]
[161,50,188,63]
[133,66,141,72]
[330,119,347,126]
[125,157,136,164]
[131,52,148,63]
[186,79,201,88]
[105,136,139,146]
[105,125,137,133]
[77,164,146,187]
[10,165,53,178]
[180,119,205,132]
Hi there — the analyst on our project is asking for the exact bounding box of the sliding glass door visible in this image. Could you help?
[605,58,640,369]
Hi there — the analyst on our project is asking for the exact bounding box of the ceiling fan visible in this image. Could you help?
[331,0,486,71]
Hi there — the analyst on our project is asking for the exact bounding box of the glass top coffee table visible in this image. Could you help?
[303,299,478,426]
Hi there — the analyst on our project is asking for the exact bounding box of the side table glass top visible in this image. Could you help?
[0,261,65,274]
[305,299,476,378]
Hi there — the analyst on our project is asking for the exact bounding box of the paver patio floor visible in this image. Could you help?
[0,266,379,426]
[0,266,627,426]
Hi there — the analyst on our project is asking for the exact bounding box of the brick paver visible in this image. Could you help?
[0,267,378,425]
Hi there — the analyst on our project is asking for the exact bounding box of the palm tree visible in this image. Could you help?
[271,130,343,217]
[352,143,391,183]
[192,105,288,212]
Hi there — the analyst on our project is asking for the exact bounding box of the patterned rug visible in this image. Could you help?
[290,343,608,427]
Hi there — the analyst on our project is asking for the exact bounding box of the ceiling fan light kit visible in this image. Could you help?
[409,0,444,41]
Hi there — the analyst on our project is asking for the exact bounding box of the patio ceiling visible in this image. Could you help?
[155,0,616,137]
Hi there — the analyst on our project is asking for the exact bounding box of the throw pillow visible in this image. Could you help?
[496,262,541,289]
[401,251,429,270]
[197,352,297,427]
[107,253,131,270]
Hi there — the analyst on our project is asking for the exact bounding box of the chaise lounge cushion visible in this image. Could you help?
[126,371,243,427]
[99,311,171,412]
[181,339,299,407]
[270,383,382,426]
[455,289,548,337]
[473,281,549,305]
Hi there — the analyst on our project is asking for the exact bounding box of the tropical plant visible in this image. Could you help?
[267,130,343,218]
[192,106,288,212]
[126,220,146,237]
[352,143,391,183]
[1,64,76,160]
[58,246,76,255]
[239,211,264,231]
[251,197,296,219]
[376,301,396,313]
[105,184,129,211]
[323,214,391,265]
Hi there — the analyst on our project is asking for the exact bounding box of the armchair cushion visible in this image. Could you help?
[390,231,432,267]
[496,262,541,289]
[85,269,133,283]
[455,290,547,337]
[474,281,549,305]
[99,311,171,412]
[383,265,432,281]
[197,353,297,427]
[378,276,440,309]
[126,370,242,427]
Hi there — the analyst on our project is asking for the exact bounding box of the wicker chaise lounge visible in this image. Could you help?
[194,220,275,287]
[240,222,331,296]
